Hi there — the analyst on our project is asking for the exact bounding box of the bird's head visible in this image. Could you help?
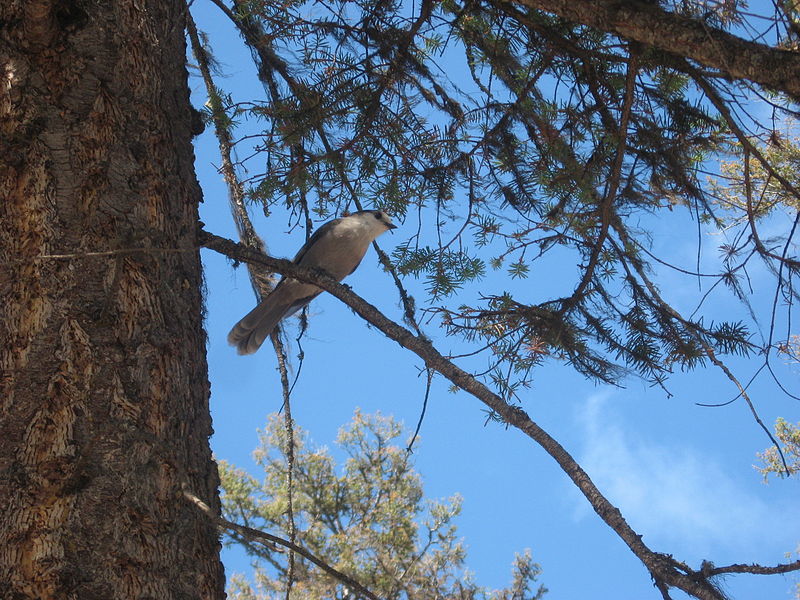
[351,209,397,233]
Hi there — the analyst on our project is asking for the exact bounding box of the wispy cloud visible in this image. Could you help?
[571,392,791,555]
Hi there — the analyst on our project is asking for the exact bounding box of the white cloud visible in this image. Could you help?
[571,392,787,554]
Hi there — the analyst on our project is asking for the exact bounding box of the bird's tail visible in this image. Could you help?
[227,293,293,355]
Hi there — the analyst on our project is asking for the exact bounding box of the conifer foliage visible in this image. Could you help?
[198,0,797,394]
[221,412,547,600]
[190,0,800,598]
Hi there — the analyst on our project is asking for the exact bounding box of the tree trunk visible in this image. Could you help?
[0,1,225,598]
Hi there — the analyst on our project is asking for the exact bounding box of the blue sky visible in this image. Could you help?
[190,2,800,598]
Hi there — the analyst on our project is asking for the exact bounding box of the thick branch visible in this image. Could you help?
[200,229,728,600]
[514,0,800,100]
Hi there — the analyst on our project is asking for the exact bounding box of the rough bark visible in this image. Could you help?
[0,1,225,598]
[513,0,800,100]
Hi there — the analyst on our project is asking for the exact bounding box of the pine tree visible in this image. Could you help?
[1,2,224,597]
[221,411,547,600]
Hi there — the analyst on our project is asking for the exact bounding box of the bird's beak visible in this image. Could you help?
[387,222,398,230]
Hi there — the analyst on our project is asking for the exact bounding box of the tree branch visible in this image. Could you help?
[513,0,800,100]
[200,228,730,600]
[707,558,800,576]
[182,487,381,600]
[566,50,638,308]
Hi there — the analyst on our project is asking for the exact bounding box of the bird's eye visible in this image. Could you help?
[374,211,382,220]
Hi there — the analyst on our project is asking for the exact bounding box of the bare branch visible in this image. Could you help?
[707,559,800,576]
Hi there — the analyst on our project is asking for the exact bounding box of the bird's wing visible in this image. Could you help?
[263,217,342,297]
[347,255,366,276]
[292,217,343,265]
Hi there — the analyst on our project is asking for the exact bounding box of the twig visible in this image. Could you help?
[4,247,190,264]
[565,49,638,308]
[689,68,800,271]
[707,559,800,576]
[406,368,433,452]
[272,330,297,600]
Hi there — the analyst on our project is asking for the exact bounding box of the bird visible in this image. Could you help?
[228,210,397,355]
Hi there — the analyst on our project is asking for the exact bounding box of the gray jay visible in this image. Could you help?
[228,210,397,354]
